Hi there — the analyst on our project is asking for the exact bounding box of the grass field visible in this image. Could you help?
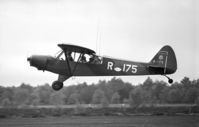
[0,116,198,127]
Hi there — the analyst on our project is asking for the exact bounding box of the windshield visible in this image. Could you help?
[55,50,65,60]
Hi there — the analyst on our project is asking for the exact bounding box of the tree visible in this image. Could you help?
[0,76,198,107]
[0,86,5,104]
[101,96,109,107]
[14,88,30,106]
[183,88,198,103]
[181,77,191,88]
[105,77,133,102]
[79,84,96,104]
[151,80,167,103]
[159,87,169,103]
[29,92,40,106]
[68,93,80,104]
[1,87,14,105]
[97,80,113,101]
[36,84,52,105]
[118,82,133,102]
[142,77,153,90]
[196,95,199,105]
[62,85,78,103]
[49,92,65,105]
[13,83,34,105]
[19,83,33,93]
[1,98,12,107]
[111,92,120,104]
[92,89,105,104]
[167,89,182,103]
[129,86,144,107]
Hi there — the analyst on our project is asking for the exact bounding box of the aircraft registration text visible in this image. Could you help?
[107,62,138,73]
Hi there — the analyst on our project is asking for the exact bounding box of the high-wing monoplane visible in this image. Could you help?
[27,44,177,91]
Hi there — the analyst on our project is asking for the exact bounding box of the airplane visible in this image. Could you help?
[27,44,177,91]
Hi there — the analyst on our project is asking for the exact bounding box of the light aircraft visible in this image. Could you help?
[27,44,177,91]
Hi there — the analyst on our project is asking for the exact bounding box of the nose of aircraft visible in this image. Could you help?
[27,55,49,70]
[27,57,31,62]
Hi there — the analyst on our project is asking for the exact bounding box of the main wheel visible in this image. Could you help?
[52,81,63,91]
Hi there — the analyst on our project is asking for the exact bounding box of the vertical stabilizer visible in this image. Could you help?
[150,45,177,74]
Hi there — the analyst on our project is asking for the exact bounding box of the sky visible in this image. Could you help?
[0,0,198,87]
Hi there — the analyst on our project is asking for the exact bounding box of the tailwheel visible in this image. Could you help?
[168,78,173,84]
[52,81,63,91]
[163,75,173,84]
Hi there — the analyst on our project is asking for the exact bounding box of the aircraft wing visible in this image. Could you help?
[58,44,96,54]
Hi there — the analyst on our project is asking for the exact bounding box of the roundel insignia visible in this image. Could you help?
[159,55,164,60]
[114,67,122,72]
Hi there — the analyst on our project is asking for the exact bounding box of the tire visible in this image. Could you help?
[52,81,63,91]
[168,79,173,84]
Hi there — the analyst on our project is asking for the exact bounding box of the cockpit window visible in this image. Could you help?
[66,52,74,61]
[70,52,103,64]
[88,54,103,64]
[55,50,103,64]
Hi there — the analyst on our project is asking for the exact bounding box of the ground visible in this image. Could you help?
[0,116,198,127]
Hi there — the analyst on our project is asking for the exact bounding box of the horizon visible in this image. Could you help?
[1,76,197,88]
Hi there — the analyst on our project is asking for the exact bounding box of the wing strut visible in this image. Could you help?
[65,51,73,76]
[71,53,83,75]
[65,52,83,76]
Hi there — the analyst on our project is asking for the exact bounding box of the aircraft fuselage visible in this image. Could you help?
[29,56,167,77]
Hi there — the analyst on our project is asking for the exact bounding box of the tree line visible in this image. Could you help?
[0,77,199,107]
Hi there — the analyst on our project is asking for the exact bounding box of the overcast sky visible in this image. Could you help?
[0,0,198,87]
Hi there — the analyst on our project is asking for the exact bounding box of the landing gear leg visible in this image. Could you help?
[163,75,173,84]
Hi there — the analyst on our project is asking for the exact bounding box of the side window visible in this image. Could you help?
[68,52,82,62]
[88,55,103,64]
[66,52,87,63]
[72,52,80,62]
[79,54,89,63]
[98,56,103,64]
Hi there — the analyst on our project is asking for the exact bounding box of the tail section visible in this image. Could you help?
[149,45,177,75]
